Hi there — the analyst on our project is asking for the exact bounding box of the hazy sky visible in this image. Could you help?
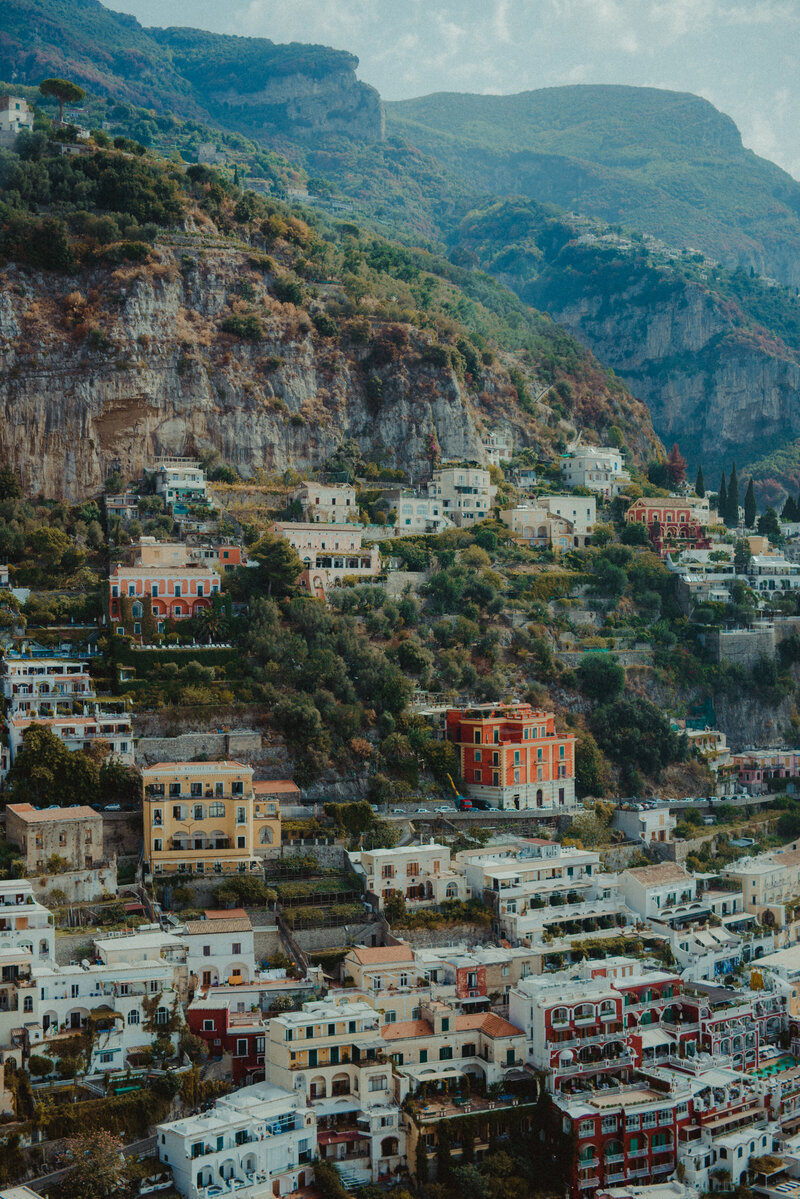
[109,0,800,179]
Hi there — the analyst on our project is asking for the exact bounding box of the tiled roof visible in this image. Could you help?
[184,918,251,935]
[381,1019,433,1041]
[348,945,414,965]
[456,1013,523,1038]
[622,862,690,886]
[6,803,98,823]
[253,780,300,794]
[204,908,248,921]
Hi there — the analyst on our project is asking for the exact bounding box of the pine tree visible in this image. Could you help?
[695,465,705,498]
[727,463,739,525]
[744,478,757,528]
[718,472,727,523]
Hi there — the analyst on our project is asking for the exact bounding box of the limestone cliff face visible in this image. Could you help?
[0,249,537,500]
[210,70,385,141]
[534,274,800,475]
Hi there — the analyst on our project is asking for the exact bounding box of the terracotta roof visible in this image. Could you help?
[381,1019,433,1041]
[184,917,251,935]
[204,908,248,921]
[6,803,98,823]
[253,780,300,794]
[456,1012,523,1038]
[621,862,690,886]
[348,945,414,965]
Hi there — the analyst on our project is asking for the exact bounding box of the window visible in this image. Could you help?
[384,1011,397,1024]
[169,783,182,797]
[440,1047,453,1060]
[191,783,203,797]
[153,838,162,852]
[236,807,246,824]
[155,1006,169,1025]
[203,945,211,957]
[128,1010,140,1025]
[193,804,205,821]
[209,801,225,817]
[232,943,242,956]
[419,1049,428,1063]
[237,836,246,849]
[71,983,79,998]
[203,1019,214,1031]
[369,1076,388,1091]
[236,1039,247,1056]
[23,995,33,1012]
[474,750,481,762]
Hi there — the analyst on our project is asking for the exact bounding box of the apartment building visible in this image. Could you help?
[482,429,513,467]
[264,999,405,1184]
[0,96,34,146]
[428,467,497,526]
[499,505,575,551]
[291,482,357,522]
[380,999,526,1091]
[626,497,710,530]
[725,845,800,924]
[5,804,103,874]
[0,881,54,963]
[560,446,630,497]
[31,955,182,1072]
[414,943,547,1004]
[618,863,698,922]
[109,563,219,635]
[142,761,272,876]
[153,459,208,511]
[396,492,454,534]
[187,989,269,1085]
[343,945,418,994]
[181,910,255,988]
[540,494,597,540]
[271,522,381,598]
[1,655,95,716]
[749,554,800,593]
[733,750,800,793]
[0,944,35,1048]
[157,1082,316,1199]
[348,844,464,909]
[2,711,134,778]
[446,704,577,811]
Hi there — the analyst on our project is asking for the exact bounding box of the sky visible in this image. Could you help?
[108,0,800,179]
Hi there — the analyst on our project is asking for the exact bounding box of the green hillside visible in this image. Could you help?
[388,86,800,286]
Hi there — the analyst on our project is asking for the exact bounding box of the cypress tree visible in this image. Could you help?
[718,472,727,523]
[782,495,797,523]
[744,478,756,527]
[727,463,739,525]
[695,465,705,498]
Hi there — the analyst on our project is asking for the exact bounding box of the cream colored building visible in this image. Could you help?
[500,505,575,551]
[271,522,381,598]
[725,844,800,925]
[348,844,465,909]
[428,467,497,526]
[142,761,280,876]
[292,482,357,522]
[5,804,103,874]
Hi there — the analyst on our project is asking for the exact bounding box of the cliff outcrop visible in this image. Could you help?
[0,247,547,499]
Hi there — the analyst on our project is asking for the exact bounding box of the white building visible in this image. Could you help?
[157,1081,316,1199]
[482,430,513,467]
[612,804,677,846]
[181,911,256,988]
[2,710,134,778]
[31,955,182,1072]
[618,863,698,922]
[500,506,575,551]
[291,482,357,523]
[396,492,454,534]
[560,445,630,497]
[1,655,96,717]
[153,459,209,510]
[748,554,800,593]
[0,97,34,145]
[0,881,54,963]
[539,494,596,540]
[428,467,497,526]
[348,843,465,909]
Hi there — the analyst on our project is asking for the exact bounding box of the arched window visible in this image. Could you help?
[551,1007,568,1024]
[259,826,273,845]
[23,995,33,1012]
[445,882,458,898]
[574,1003,594,1021]
[132,602,143,618]
[128,1009,140,1025]
[155,1006,169,1025]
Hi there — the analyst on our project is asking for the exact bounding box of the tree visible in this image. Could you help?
[39,78,86,124]
[248,531,303,597]
[7,724,100,807]
[717,476,728,529]
[734,538,752,572]
[590,696,686,781]
[27,1054,53,1079]
[757,507,781,541]
[666,443,687,487]
[577,654,625,703]
[0,466,21,500]
[646,460,669,488]
[727,463,739,525]
[383,890,407,924]
[783,495,798,523]
[744,478,757,528]
[620,522,650,547]
[62,1129,128,1199]
[695,465,705,498]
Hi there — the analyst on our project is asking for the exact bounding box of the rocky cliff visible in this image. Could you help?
[0,247,551,499]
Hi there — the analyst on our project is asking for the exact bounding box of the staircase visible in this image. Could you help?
[333,1163,372,1189]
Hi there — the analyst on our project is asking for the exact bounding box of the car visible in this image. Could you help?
[103,804,121,811]
[392,807,405,814]
[435,805,452,813]
[415,807,430,814]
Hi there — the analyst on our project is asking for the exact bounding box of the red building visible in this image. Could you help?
[109,564,220,637]
[625,497,712,558]
[187,991,267,1085]
[446,704,576,812]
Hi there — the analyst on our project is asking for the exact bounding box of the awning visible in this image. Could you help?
[640,1028,677,1049]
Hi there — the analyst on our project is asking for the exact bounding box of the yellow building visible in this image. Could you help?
[142,761,281,875]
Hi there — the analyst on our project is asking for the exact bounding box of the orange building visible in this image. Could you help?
[446,704,576,812]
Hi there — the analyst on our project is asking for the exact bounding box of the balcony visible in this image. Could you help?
[604,1154,625,1165]
[579,1177,599,1189]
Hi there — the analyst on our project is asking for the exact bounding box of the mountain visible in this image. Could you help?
[388,86,800,287]
[0,0,383,141]
[0,140,659,498]
[450,197,800,485]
